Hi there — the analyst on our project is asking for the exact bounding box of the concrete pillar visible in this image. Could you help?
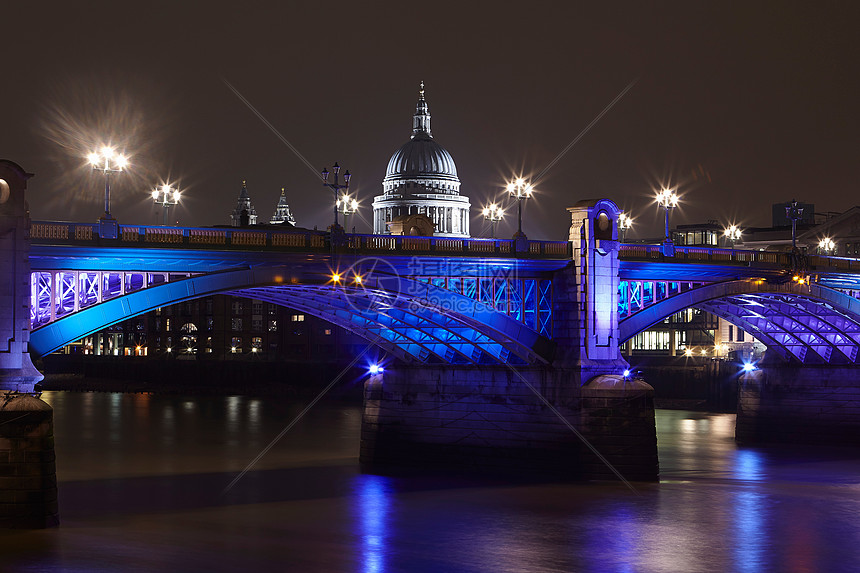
[0,161,43,392]
[737,357,860,446]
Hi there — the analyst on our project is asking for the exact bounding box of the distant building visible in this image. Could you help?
[230,181,258,227]
[372,83,471,237]
[269,188,296,226]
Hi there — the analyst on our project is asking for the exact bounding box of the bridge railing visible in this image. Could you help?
[618,244,860,272]
[30,222,572,259]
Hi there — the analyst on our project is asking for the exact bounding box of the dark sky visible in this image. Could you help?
[3,1,859,241]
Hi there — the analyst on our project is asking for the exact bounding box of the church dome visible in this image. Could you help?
[384,136,458,182]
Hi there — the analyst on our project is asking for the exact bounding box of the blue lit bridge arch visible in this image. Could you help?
[28,266,556,366]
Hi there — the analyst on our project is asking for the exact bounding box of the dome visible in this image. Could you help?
[384,135,459,182]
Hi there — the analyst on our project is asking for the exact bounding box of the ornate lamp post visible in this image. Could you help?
[785,200,804,250]
[482,203,504,239]
[656,187,678,255]
[724,224,742,251]
[151,184,180,226]
[618,212,633,242]
[321,163,351,228]
[88,146,129,239]
[506,178,533,238]
[819,237,835,255]
[336,193,359,231]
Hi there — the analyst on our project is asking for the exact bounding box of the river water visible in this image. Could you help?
[1,391,859,572]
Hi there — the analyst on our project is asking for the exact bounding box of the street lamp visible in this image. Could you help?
[151,184,180,226]
[724,224,742,250]
[506,178,533,238]
[656,187,678,255]
[785,200,804,250]
[321,163,350,228]
[819,237,835,255]
[88,146,129,218]
[482,203,504,238]
[336,193,359,231]
[619,212,633,242]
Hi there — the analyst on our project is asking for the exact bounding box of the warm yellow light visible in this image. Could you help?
[332,273,341,282]
[173,191,180,201]
[151,190,159,200]
[506,182,515,193]
[115,154,128,169]
[700,348,707,355]
[87,152,100,165]
[482,208,489,216]
[354,275,362,284]
[516,178,525,187]
[685,348,693,357]
[100,146,114,159]
[251,347,257,353]
[166,347,172,353]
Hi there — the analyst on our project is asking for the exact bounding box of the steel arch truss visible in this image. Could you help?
[29,267,553,366]
[620,279,860,364]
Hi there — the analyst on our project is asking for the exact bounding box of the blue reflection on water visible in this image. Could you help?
[734,489,767,572]
[734,449,764,482]
[353,474,391,573]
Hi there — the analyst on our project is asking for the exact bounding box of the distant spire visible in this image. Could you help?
[270,186,296,225]
[412,81,431,139]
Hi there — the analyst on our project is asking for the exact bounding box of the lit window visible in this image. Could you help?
[324,329,332,336]
[231,318,243,331]
[231,337,242,353]
[268,320,278,332]
[291,314,305,322]
[251,337,263,350]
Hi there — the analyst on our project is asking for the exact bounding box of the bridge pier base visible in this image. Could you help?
[737,361,860,446]
[360,365,658,481]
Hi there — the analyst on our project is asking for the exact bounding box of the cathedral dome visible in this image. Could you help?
[384,136,458,182]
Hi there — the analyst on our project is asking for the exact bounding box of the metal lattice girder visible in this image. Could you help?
[240,287,478,364]
[620,279,860,364]
[30,266,553,365]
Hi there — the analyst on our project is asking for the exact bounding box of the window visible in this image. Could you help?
[737,328,745,342]
[291,314,305,322]
[728,325,734,342]
[205,298,213,314]
[232,300,243,315]
[165,318,171,332]
[207,316,214,331]
[231,337,242,353]
[324,329,332,336]
[268,303,277,315]
[268,319,278,332]
[251,337,263,352]
[252,317,263,331]
[252,300,263,314]
[231,318,243,331]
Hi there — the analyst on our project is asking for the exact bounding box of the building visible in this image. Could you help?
[230,181,258,226]
[269,188,296,225]
[372,83,471,237]
[60,294,366,365]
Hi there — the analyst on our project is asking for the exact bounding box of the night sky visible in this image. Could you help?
[3,2,859,241]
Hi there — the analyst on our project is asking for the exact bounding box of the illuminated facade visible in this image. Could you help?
[372,83,471,237]
[269,188,296,225]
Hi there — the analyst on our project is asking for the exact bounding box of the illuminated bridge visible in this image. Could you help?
[26,220,860,367]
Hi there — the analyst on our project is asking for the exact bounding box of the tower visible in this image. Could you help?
[230,180,258,227]
[269,188,296,225]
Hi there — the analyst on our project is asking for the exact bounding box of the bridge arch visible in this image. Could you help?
[29,266,554,366]
[619,280,860,364]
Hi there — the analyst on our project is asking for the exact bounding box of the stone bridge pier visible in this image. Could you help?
[0,161,58,528]
[738,354,860,446]
[360,200,659,481]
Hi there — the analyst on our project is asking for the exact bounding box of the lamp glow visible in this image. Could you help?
[369,364,384,375]
[742,362,756,372]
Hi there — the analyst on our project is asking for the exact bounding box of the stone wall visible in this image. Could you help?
[360,366,658,481]
[737,365,860,445]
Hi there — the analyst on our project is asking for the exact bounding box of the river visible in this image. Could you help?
[1,391,859,572]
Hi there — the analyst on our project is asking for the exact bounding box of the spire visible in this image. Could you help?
[412,81,432,139]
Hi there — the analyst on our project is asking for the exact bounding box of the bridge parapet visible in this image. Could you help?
[31,221,571,259]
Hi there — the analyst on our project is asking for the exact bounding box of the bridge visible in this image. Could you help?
[25,219,860,366]
[3,158,860,516]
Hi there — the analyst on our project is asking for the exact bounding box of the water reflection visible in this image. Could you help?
[353,475,391,573]
[4,396,857,572]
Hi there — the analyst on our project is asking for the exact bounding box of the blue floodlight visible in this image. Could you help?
[622,369,631,378]
[742,362,756,372]
[369,364,384,375]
